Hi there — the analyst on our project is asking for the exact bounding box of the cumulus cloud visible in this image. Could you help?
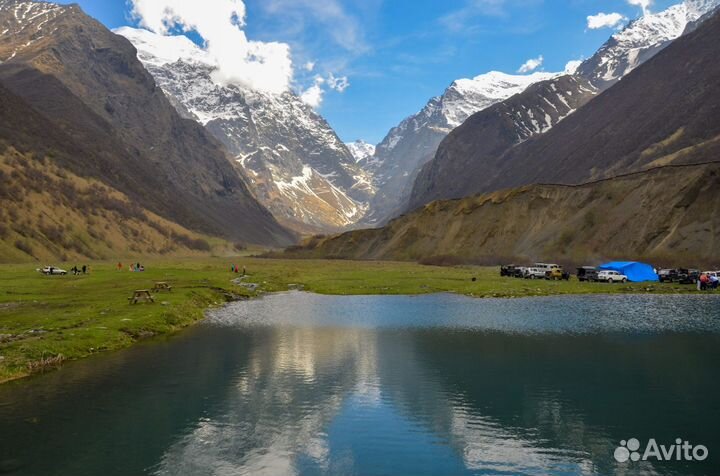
[304,61,316,72]
[517,55,543,74]
[627,0,652,15]
[129,0,293,94]
[299,73,350,108]
[587,12,627,29]
[300,82,324,108]
[564,59,583,74]
[327,73,349,92]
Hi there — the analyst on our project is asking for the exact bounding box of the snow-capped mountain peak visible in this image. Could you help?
[442,71,557,129]
[577,0,720,88]
[346,140,376,163]
[359,69,560,226]
[115,26,213,68]
[117,26,373,233]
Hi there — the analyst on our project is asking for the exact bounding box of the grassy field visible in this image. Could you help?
[0,257,704,382]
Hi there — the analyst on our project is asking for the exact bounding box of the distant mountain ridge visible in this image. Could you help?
[346,140,375,163]
[361,71,558,226]
[0,0,294,246]
[576,0,720,89]
[406,0,720,212]
[117,27,373,234]
[408,75,598,209]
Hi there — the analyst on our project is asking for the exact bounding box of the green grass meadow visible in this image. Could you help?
[0,257,703,382]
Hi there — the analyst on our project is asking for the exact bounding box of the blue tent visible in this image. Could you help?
[598,262,658,282]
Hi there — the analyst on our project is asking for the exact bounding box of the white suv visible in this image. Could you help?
[524,267,547,279]
[597,270,628,283]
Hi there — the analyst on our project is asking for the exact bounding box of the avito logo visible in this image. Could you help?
[614,438,708,463]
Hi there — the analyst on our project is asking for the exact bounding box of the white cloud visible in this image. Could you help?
[627,0,652,15]
[587,12,627,30]
[304,61,316,72]
[129,0,293,94]
[564,59,583,74]
[327,73,349,92]
[300,83,324,108]
[299,73,349,108]
[517,55,543,73]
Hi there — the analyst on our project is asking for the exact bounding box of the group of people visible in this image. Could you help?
[118,262,145,272]
[697,273,719,291]
[70,265,88,275]
[230,264,246,275]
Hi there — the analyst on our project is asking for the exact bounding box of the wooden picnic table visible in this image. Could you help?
[152,281,173,292]
[128,289,155,304]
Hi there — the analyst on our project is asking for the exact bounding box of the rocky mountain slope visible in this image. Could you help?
[346,140,375,163]
[361,71,556,226]
[407,2,720,211]
[576,0,720,90]
[117,27,372,234]
[284,7,720,265]
[0,0,294,247]
[0,81,231,262]
[284,163,720,265]
[408,75,597,209]
[369,0,719,224]
[458,8,720,196]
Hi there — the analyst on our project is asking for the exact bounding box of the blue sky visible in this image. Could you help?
[57,0,677,144]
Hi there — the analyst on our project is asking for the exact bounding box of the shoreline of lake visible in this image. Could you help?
[0,257,713,384]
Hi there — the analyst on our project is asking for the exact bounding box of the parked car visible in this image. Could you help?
[38,266,67,276]
[676,268,700,284]
[500,265,517,277]
[576,266,599,282]
[534,263,561,273]
[524,267,547,279]
[513,267,527,278]
[545,268,570,280]
[597,270,628,283]
[658,269,678,283]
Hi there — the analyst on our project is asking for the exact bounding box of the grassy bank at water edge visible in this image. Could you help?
[0,257,707,382]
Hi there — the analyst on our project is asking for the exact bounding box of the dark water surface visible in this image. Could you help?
[1,292,719,476]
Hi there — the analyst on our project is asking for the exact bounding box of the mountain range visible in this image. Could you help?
[0,0,294,261]
[1,0,718,263]
[284,6,720,265]
[406,1,713,210]
[116,27,373,234]
[368,0,720,223]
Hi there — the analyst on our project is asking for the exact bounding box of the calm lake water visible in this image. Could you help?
[1,292,719,476]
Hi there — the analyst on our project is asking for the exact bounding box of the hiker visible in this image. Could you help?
[242,266,246,276]
[82,265,87,274]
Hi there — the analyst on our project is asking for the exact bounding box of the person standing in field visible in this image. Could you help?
[82,265,87,274]
[118,262,122,271]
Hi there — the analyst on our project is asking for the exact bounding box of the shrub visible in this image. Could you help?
[14,240,33,256]
[172,232,211,251]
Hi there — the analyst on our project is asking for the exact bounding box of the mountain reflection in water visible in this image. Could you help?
[0,292,718,476]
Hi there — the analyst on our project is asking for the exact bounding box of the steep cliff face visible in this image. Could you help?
[408,76,597,209]
[117,27,373,234]
[0,0,294,246]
